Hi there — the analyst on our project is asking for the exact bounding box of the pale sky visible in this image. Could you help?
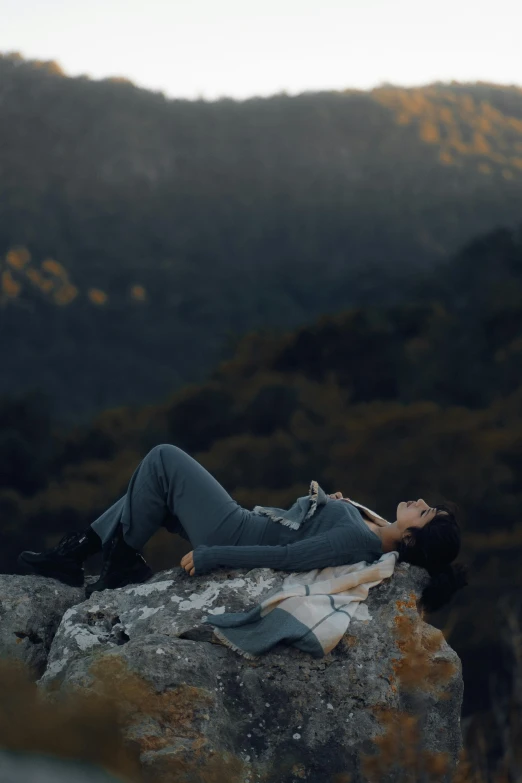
[1,0,520,101]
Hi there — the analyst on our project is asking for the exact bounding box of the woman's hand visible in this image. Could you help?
[180,551,195,576]
[329,491,344,500]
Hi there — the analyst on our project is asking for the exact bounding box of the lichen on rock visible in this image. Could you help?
[0,575,85,677]
[0,564,463,782]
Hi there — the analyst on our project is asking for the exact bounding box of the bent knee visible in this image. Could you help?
[147,443,179,461]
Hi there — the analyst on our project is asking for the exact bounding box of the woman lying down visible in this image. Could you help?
[17,443,467,613]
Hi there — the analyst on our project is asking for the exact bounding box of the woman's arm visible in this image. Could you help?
[191,528,371,575]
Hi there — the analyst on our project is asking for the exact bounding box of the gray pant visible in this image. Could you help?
[91,443,267,551]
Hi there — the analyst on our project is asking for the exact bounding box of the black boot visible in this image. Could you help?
[85,523,152,598]
[17,527,102,587]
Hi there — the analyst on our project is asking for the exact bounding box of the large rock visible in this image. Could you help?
[28,563,463,783]
[0,575,85,677]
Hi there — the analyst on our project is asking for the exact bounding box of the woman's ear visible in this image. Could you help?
[401,530,415,548]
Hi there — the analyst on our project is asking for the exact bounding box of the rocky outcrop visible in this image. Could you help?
[0,565,463,783]
[0,575,85,677]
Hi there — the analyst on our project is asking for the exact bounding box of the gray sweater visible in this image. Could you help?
[192,499,383,575]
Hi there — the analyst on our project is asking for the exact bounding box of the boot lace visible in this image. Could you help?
[55,532,84,556]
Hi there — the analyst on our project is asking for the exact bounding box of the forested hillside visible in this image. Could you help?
[1,51,522,421]
[1,222,522,771]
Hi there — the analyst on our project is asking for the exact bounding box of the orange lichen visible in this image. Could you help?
[390,597,458,694]
[83,656,251,781]
[88,655,214,740]
[361,708,451,783]
[341,635,357,649]
[146,747,247,783]
[394,593,417,613]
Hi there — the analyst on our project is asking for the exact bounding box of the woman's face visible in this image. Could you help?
[396,499,439,532]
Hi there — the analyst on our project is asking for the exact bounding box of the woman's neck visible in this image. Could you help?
[374,521,402,553]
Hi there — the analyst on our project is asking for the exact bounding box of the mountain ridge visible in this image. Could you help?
[1,51,522,421]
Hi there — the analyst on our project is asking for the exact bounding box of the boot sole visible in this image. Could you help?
[17,554,84,587]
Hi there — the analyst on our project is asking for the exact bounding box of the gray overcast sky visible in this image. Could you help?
[1,0,520,100]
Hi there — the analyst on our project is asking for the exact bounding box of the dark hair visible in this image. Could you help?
[396,500,468,612]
